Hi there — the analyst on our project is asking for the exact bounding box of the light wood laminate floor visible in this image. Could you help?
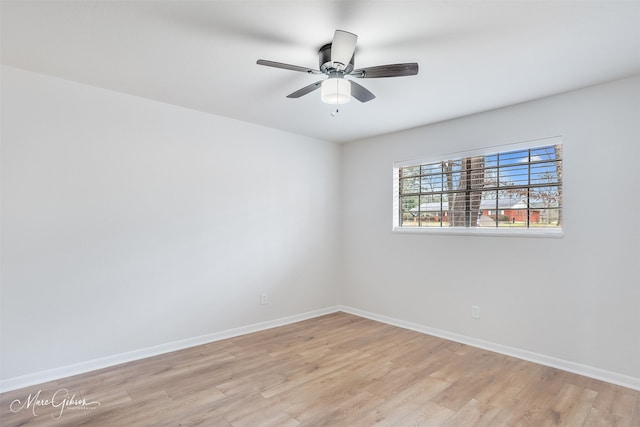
[1,312,638,426]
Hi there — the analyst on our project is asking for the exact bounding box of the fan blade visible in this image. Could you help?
[351,63,418,78]
[350,81,375,103]
[286,81,324,98]
[257,59,321,74]
[331,30,357,69]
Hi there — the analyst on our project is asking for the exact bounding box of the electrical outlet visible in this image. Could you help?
[260,293,268,305]
[471,305,480,319]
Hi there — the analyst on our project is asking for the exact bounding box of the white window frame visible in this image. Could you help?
[392,137,564,238]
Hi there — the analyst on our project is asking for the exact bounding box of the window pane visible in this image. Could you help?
[478,212,497,227]
[530,186,561,208]
[497,209,527,227]
[450,210,470,227]
[499,164,529,187]
[483,167,499,189]
[441,160,463,191]
[421,174,443,192]
[485,154,498,168]
[480,189,498,204]
[419,211,443,227]
[530,162,560,185]
[499,149,529,167]
[479,191,498,227]
[400,195,419,226]
[530,146,556,162]
[400,176,420,194]
[400,166,420,177]
[419,195,444,227]
[421,162,442,175]
[419,194,442,208]
[534,208,561,227]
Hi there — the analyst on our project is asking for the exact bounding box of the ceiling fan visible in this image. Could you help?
[257,30,418,105]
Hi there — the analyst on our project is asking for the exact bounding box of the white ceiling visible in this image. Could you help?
[2,1,640,143]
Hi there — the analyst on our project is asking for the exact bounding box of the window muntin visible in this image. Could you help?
[394,141,563,234]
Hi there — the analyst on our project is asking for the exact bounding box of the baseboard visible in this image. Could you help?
[4,305,637,393]
[0,306,341,393]
[338,305,640,391]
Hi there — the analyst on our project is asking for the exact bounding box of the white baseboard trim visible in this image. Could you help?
[338,305,640,391]
[0,306,341,393]
[4,305,637,393]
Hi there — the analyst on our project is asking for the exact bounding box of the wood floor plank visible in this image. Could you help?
[583,407,631,427]
[432,371,496,412]
[491,397,547,426]
[259,349,369,399]
[1,312,637,426]
[442,398,502,427]
[515,366,575,408]
[365,374,452,418]
[591,382,639,420]
[384,401,457,427]
[541,383,598,426]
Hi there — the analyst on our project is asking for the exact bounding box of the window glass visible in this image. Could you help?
[394,140,563,235]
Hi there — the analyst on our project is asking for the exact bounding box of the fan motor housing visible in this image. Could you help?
[319,43,354,74]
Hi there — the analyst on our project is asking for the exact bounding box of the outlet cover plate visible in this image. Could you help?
[471,305,480,319]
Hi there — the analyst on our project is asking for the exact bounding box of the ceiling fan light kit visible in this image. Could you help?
[321,74,351,105]
[257,29,418,106]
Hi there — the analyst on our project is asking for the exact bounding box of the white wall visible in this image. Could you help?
[341,75,640,381]
[0,66,342,380]
[2,64,638,388]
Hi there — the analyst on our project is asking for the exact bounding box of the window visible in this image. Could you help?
[393,138,563,236]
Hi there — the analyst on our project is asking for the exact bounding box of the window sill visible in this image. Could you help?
[392,226,564,238]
